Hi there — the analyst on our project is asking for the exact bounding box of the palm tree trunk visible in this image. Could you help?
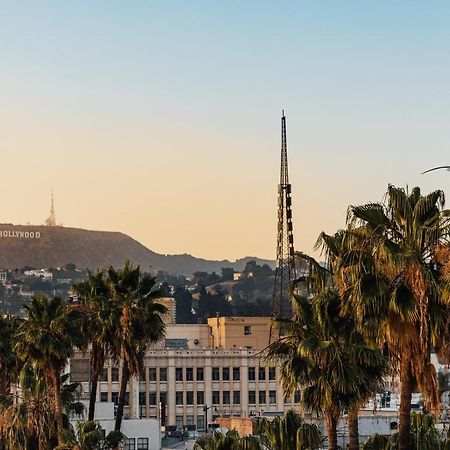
[398,352,413,450]
[114,362,129,431]
[50,367,64,446]
[324,409,338,450]
[88,369,99,421]
[348,406,359,450]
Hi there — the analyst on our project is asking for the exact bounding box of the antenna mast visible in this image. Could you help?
[270,111,296,342]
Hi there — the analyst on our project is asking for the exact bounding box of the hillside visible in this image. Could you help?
[0,224,274,275]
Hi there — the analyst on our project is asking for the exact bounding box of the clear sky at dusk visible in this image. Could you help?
[1,1,450,260]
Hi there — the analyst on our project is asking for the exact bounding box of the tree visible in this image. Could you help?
[13,295,85,447]
[0,315,20,398]
[255,409,322,450]
[194,430,262,450]
[106,262,167,432]
[221,267,235,282]
[173,286,194,323]
[0,364,84,449]
[266,266,387,450]
[344,185,450,450]
[72,270,116,421]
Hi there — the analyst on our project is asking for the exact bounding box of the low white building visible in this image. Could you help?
[72,401,161,450]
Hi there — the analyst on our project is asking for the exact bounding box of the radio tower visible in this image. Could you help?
[45,190,57,226]
[270,111,296,342]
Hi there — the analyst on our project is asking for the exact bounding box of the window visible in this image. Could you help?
[149,367,157,382]
[149,392,157,406]
[159,367,167,382]
[248,390,256,405]
[111,392,119,405]
[244,325,252,335]
[269,390,276,404]
[186,415,194,425]
[233,391,241,404]
[197,367,204,381]
[223,391,230,404]
[186,391,194,405]
[176,415,183,428]
[137,438,149,450]
[259,390,266,404]
[111,368,119,382]
[197,391,204,405]
[124,392,129,406]
[258,367,266,381]
[101,368,108,382]
[212,390,220,405]
[197,415,205,430]
[124,438,135,450]
[233,367,240,381]
[294,390,301,403]
[100,392,108,402]
[186,367,194,381]
[248,367,255,381]
[160,391,167,405]
[139,391,146,406]
[269,367,276,381]
[222,367,230,381]
[212,367,220,381]
[176,391,183,405]
[176,367,183,382]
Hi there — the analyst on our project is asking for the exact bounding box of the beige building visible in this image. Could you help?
[70,317,300,431]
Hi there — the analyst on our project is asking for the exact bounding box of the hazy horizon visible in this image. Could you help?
[2,1,449,261]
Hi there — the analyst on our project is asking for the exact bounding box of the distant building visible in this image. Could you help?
[70,316,294,431]
[23,269,53,280]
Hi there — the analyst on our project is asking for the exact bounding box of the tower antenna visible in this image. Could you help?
[45,189,57,226]
[269,111,297,343]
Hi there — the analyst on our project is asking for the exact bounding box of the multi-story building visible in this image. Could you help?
[70,317,301,431]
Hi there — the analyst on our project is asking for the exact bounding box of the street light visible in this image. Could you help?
[422,166,450,174]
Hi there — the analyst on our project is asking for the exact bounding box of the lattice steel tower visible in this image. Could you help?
[270,111,296,340]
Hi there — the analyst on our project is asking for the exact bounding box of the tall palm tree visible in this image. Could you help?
[266,270,387,450]
[315,230,392,450]
[106,262,167,431]
[345,185,450,450]
[0,362,85,449]
[13,295,85,447]
[72,270,118,421]
[0,315,20,398]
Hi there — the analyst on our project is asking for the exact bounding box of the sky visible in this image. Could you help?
[1,1,450,261]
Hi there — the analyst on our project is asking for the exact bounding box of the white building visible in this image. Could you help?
[72,401,161,450]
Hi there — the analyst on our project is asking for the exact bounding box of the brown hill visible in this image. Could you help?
[0,224,274,275]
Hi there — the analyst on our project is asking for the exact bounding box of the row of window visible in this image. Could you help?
[100,389,301,406]
[101,366,277,383]
[176,366,276,382]
[176,415,205,429]
[123,438,149,450]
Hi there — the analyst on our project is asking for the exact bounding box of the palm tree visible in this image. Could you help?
[194,430,262,450]
[0,362,85,449]
[255,409,321,450]
[72,270,117,421]
[0,315,20,398]
[315,230,393,450]
[106,262,167,432]
[345,185,450,450]
[13,295,85,447]
[266,266,387,450]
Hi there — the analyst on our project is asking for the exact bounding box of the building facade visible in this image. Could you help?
[70,317,300,431]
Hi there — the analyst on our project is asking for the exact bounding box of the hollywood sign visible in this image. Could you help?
[0,230,41,239]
